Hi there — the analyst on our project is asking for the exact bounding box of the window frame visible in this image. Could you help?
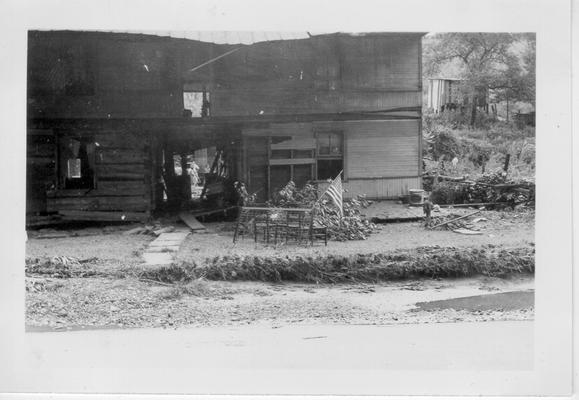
[183,89,211,117]
[57,136,96,190]
[314,130,346,182]
[267,136,315,190]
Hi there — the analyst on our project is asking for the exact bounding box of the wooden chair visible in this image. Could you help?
[308,209,328,246]
[233,206,327,246]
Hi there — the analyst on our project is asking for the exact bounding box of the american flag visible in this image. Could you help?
[320,172,343,217]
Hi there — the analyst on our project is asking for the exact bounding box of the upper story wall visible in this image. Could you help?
[28,31,423,120]
[28,31,214,119]
[187,33,423,116]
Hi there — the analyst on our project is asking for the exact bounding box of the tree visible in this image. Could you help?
[424,33,535,126]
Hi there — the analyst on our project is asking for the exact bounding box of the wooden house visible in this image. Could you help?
[427,77,489,113]
[27,30,425,222]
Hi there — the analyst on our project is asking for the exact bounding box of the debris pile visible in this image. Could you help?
[25,256,99,279]
[182,245,534,283]
[270,181,378,241]
[314,195,378,241]
[428,210,487,234]
[423,170,535,208]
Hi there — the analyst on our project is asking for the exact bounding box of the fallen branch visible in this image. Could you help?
[437,202,499,208]
[138,278,175,287]
[429,209,482,230]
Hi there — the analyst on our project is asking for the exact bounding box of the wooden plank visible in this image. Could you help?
[27,157,56,165]
[46,182,145,197]
[97,181,145,196]
[179,212,206,231]
[97,148,144,164]
[269,158,315,166]
[97,163,144,180]
[27,129,54,137]
[25,214,64,227]
[27,143,55,157]
[94,133,146,149]
[270,136,316,150]
[58,210,149,222]
[47,196,149,212]
[430,210,482,230]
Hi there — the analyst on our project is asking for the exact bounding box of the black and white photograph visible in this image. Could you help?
[0,0,575,398]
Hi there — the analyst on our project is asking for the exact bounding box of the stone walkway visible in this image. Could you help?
[142,229,190,265]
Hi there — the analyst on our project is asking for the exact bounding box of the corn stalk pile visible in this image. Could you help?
[313,195,378,240]
[182,245,534,283]
[268,181,378,241]
[425,170,535,207]
[25,256,99,279]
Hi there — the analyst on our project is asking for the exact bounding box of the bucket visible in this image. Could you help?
[408,189,424,205]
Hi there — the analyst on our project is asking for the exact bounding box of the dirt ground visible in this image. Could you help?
[25,208,535,331]
[26,209,534,264]
[176,209,534,264]
[26,275,534,331]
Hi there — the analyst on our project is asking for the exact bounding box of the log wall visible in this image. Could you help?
[33,128,155,215]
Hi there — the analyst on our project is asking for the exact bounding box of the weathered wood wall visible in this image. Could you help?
[190,34,423,117]
[27,31,214,119]
[28,32,422,120]
[27,129,57,213]
[241,119,421,199]
[341,120,420,179]
[37,128,154,215]
[27,31,423,214]
[29,31,422,119]
[318,177,423,200]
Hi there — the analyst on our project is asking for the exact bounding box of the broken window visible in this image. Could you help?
[66,158,82,178]
[183,91,210,117]
[59,137,95,189]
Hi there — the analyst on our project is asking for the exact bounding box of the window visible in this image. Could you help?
[67,158,82,178]
[316,132,343,180]
[268,136,315,190]
[59,137,95,189]
[183,91,210,117]
[317,132,343,156]
[264,132,344,191]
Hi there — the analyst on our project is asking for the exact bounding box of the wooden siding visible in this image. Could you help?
[212,90,421,116]
[318,177,422,199]
[207,34,422,116]
[343,120,420,179]
[29,31,422,119]
[46,196,149,212]
[26,129,57,213]
[27,31,195,119]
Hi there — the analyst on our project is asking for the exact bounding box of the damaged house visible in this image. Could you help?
[27,30,424,222]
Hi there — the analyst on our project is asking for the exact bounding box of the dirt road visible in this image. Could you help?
[26,275,533,330]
